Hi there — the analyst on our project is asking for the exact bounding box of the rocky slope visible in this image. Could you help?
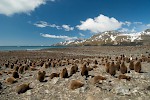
[53,29,150,46]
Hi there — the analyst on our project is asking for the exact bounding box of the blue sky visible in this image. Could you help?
[0,0,150,46]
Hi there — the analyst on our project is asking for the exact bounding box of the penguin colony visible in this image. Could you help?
[0,51,149,95]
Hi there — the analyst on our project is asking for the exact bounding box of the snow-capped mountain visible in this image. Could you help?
[53,38,86,46]
[53,29,150,46]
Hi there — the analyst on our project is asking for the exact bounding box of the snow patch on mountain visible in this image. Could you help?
[117,32,142,42]
[110,35,117,41]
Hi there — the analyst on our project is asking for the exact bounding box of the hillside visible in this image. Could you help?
[53,29,150,46]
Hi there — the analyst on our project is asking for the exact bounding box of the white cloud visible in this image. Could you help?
[119,28,129,32]
[131,28,137,32]
[147,24,150,27]
[34,21,75,31]
[119,27,138,33]
[121,21,150,32]
[130,24,149,32]
[76,14,122,33]
[134,22,143,24]
[34,21,61,29]
[34,21,49,28]
[123,21,131,26]
[0,0,49,16]
[49,0,56,2]
[40,33,78,40]
[79,33,85,36]
[49,24,61,29]
[62,25,74,31]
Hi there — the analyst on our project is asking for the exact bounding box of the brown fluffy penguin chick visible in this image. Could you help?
[16,83,30,94]
[13,65,19,72]
[69,80,84,90]
[118,59,122,65]
[70,65,78,76]
[129,60,134,70]
[0,82,2,89]
[0,72,2,75]
[30,66,37,71]
[92,65,98,68]
[42,63,49,69]
[135,57,138,61]
[147,58,150,63]
[4,63,9,68]
[118,75,131,81]
[134,61,141,73]
[10,63,14,69]
[115,61,120,71]
[37,70,46,82]
[5,77,17,84]
[109,61,116,76]
[7,70,13,74]
[18,66,24,74]
[74,59,79,64]
[87,67,93,71]
[23,64,29,72]
[60,68,68,78]
[120,61,127,74]
[115,56,118,61]
[51,62,56,67]
[91,75,106,84]
[94,60,98,64]
[105,62,110,73]
[125,57,130,63]
[138,59,142,62]
[81,64,88,77]
[12,71,19,78]
[49,73,60,79]
[57,61,62,67]
[2,70,7,74]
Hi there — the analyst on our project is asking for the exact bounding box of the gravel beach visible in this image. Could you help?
[0,46,150,100]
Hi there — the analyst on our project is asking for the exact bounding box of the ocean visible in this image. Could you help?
[0,46,64,51]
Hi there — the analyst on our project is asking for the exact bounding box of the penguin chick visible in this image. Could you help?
[69,80,84,90]
[120,61,127,74]
[5,77,17,84]
[134,61,141,73]
[12,71,19,78]
[118,74,131,81]
[129,60,134,70]
[37,70,46,82]
[60,68,68,78]
[16,83,30,94]
[70,65,78,76]
[91,75,106,84]
[49,73,60,79]
[109,61,116,76]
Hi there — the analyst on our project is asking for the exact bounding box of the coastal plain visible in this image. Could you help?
[0,46,150,100]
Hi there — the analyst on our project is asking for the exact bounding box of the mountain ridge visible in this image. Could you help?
[53,29,150,46]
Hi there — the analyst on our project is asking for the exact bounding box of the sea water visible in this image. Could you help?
[0,46,65,51]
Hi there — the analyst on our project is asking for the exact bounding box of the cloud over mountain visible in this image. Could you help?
[40,33,77,40]
[76,14,122,33]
